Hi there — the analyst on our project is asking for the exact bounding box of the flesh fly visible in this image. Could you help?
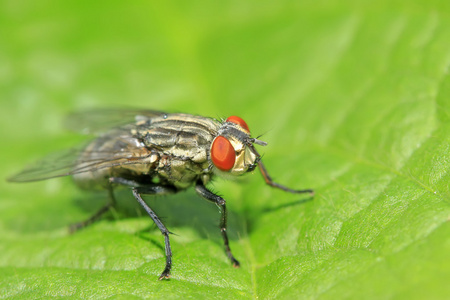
[8,109,313,280]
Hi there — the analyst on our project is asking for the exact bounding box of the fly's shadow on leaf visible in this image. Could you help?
[260,196,314,213]
[72,189,141,220]
[137,235,165,253]
[243,195,314,235]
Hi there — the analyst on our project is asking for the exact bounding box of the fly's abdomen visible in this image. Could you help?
[72,132,157,190]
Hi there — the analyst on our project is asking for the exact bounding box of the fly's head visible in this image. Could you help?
[210,116,266,177]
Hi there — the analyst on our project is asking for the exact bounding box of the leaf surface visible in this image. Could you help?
[1,1,450,299]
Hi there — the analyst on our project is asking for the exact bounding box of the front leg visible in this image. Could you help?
[257,160,314,195]
[195,182,240,268]
[248,144,314,195]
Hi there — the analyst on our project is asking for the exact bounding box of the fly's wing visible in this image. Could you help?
[7,142,156,183]
[8,109,168,183]
[8,146,88,182]
[64,108,167,135]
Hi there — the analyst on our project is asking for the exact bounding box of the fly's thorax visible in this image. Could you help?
[136,113,221,165]
[210,116,260,177]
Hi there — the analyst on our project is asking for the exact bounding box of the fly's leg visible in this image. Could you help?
[195,182,240,268]
[131,186,176,280]
[69,184,117,233]
[257,160,314,195]
[109,177,176,280]
[248,144,314,195]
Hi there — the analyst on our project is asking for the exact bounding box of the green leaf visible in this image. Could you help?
[1,1,450,299]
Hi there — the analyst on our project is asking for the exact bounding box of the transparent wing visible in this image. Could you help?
[7,144,153,183]
[9,109,167,182]
[64,108,167,134]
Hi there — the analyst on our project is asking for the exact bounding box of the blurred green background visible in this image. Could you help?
[1,1,450,299]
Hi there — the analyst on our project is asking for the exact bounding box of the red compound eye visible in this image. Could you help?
[226,116,250,132]
[211,136,236,171]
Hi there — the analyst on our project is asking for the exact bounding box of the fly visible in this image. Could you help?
[8,109,314,280]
